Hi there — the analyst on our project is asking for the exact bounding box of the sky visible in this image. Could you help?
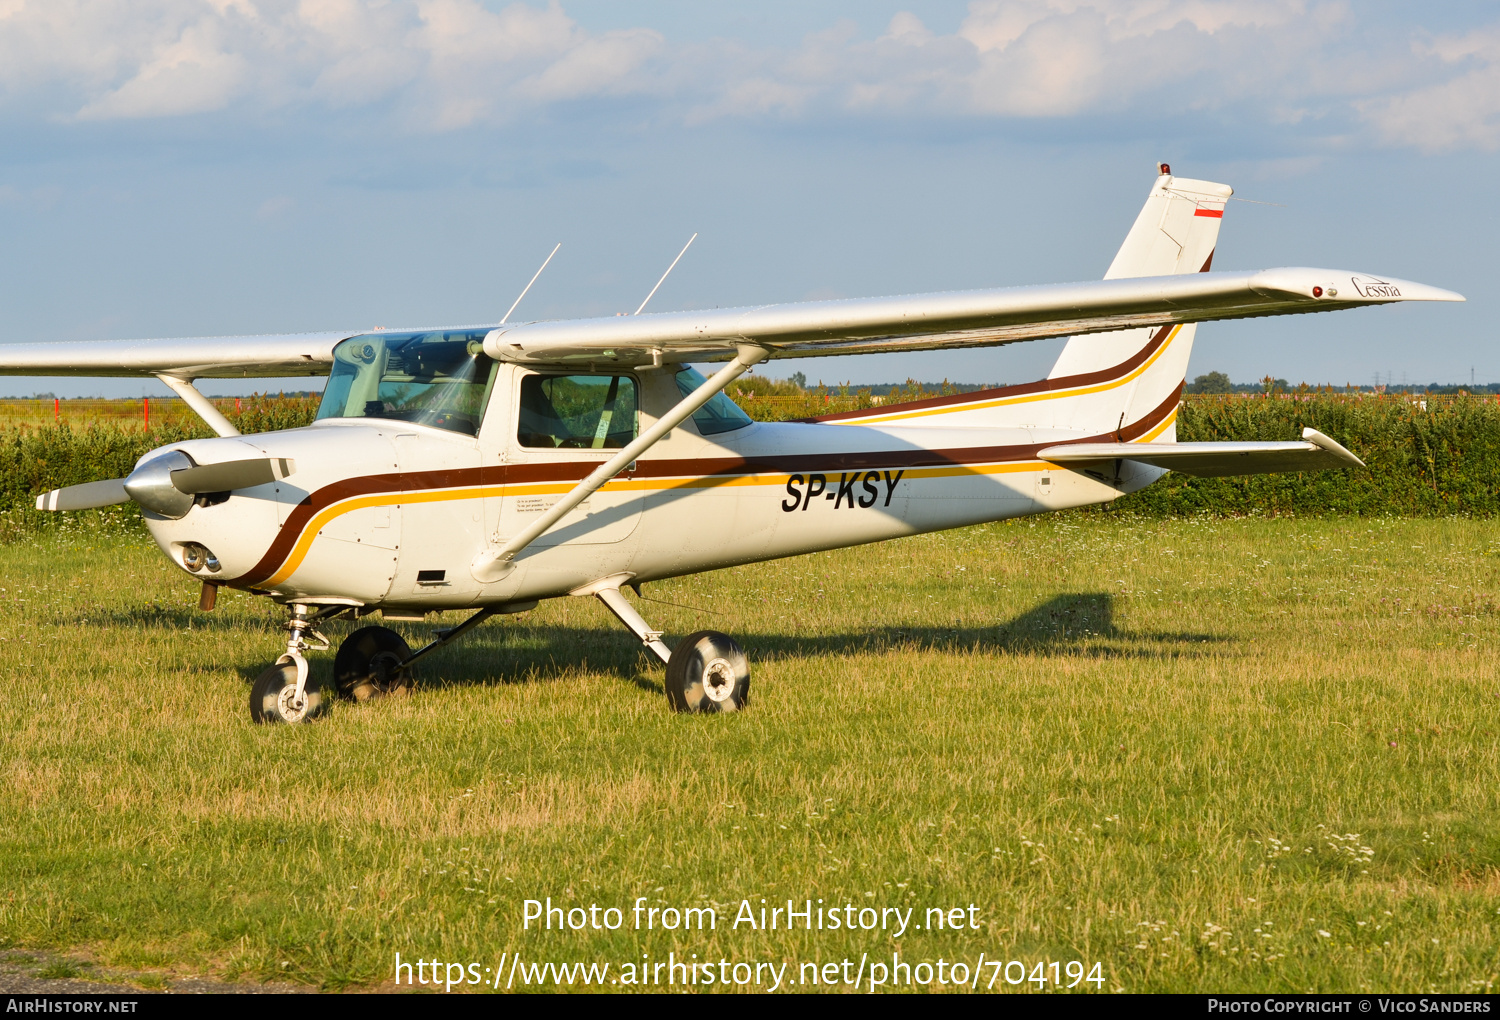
[0,0,1495,398]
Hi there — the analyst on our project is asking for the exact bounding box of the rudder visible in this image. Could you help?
[809,166,1232,438]
[1042,167,1231,437]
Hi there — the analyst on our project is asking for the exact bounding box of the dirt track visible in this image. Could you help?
[0,951,312,994]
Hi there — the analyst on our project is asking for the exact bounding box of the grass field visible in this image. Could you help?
[1,514,1498,993]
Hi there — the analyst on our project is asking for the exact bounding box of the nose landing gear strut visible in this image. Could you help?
[249,603,340,724]
[249,600,537,724]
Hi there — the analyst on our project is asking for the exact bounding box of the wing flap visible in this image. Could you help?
[1039,428,1365,477]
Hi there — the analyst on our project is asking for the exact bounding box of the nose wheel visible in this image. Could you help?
[249,603,338,725]
[334,626,415,701]
[250,659,329,724]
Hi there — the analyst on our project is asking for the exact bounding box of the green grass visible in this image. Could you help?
[1,515,1498,993]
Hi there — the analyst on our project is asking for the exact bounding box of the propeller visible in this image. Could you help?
[36,452,295,519]
[35,478,129,511]
[170,457,295,494]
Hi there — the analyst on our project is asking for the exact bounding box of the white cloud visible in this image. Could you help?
[78,18,251,118]
[1360,25,1500,151]
[0,0,663,127]
[0,0,1493,152]
[665,1,1366,124]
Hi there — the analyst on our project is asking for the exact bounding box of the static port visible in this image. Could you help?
[181,543,221,573]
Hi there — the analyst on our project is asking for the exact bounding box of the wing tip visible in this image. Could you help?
[1251,268,1465,305]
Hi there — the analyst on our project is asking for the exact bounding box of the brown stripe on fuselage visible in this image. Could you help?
[234,383,1183,589]
[236,246,1220,588]
[804,322,1176,423]
[807,249,1215,424]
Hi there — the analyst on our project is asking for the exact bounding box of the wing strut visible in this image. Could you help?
[155,374,240,438]
[472,344,768,583]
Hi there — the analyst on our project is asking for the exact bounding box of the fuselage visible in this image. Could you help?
[139,362,1168,610]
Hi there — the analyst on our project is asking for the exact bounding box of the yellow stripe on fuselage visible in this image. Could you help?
[262,484,504,588]
[835,325,1182,425]
[258,460,1053,587]
[261,400,1182,587]
[1140,408,1177,441]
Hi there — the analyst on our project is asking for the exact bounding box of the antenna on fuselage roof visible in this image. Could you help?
[500,242,562,325]
[634,232,697,315]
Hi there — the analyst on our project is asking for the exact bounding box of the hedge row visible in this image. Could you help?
[1114,394,1500,517]
[0,397,318,541]
[2,393,1496,541]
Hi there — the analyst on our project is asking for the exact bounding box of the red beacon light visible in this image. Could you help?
[1158,162,1171,176]
[1312,286,1323,297]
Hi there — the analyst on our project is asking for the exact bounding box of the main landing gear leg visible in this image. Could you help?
[593,586,672,666]
[577,576,751,714]
[250,603,339,725]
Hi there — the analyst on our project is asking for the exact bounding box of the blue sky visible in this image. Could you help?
[0,0,1495,397]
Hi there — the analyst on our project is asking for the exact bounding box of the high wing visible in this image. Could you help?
[0,268,1462,378]
[0,330,355,378]
[1039,428,1365,477]
[483,268,1462,365]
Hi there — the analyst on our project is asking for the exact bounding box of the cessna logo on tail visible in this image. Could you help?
[1351,275,1402,299]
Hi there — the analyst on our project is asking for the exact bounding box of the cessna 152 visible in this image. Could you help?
[2,167,1464,724]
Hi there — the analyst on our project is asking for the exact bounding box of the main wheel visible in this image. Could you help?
[665,630,749,713]
[334,626,414,701]
[250,660,328,724]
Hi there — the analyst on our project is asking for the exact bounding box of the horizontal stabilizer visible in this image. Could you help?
[170,457,295,494]
[35,478,129,511]
[1039,428,1364,477]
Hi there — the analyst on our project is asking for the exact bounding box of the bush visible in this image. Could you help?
[1111,394,1500,517]
[5,391,1496,542]
[0,395,318,542]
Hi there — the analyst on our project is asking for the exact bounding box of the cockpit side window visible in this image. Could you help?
[675,367,754,435]
[517,374,638,449]
[317,330,497,437]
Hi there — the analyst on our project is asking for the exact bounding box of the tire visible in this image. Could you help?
[334,626,414,701]
[250,660,328,724]
[665,630,749,713]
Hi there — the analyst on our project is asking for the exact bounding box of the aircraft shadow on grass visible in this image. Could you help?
[382,592,1226,693]
[72,593,1222,690]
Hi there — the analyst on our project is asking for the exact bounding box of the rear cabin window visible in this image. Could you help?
[517,374,638,449]
[316,330,497,437]
[675,367,754,435]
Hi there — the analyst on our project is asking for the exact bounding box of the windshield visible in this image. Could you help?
[317,330,497,436]
[676,367,753,435]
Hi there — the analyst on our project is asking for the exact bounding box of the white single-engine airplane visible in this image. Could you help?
[1,167,1463,723]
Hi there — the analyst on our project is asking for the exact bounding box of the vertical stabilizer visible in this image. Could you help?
[1102,171,1230,281]
[808,167,1233,439]
[1039,167,1231,436]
